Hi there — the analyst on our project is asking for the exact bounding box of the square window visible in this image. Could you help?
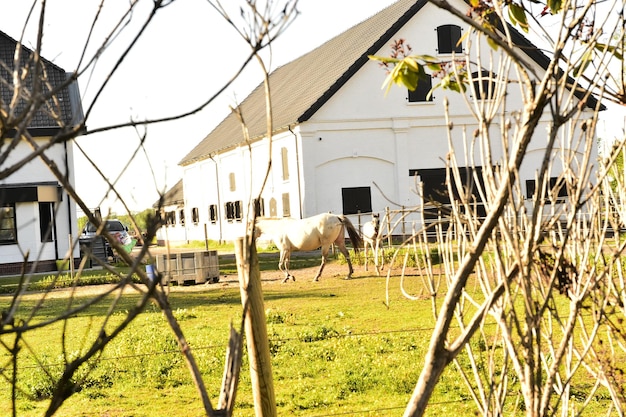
[342,187,372,215]
[408,74,433,102]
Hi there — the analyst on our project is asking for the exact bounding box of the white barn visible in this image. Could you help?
[157,0,600,245]
[0,31,84,275]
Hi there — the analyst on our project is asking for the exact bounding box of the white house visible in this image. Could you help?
[157,0,601,245]
[0,31,84,275]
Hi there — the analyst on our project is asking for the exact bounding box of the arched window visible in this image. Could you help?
[191,207,199,225]
[209,204,218,223]
[471,70,497,100]
[269,198,277,217]
[436,24,463,54]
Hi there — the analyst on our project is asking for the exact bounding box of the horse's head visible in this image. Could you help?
[371,213,380,226]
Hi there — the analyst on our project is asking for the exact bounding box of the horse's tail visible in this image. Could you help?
[340,216,363,251]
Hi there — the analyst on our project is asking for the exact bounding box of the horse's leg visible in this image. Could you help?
[377,239,384,272]
[336,242,354,279]
[373,239,381,276]
[285,253,295,281]
[313,247,329,282]
[364,239,369,271]
[278,250,292,283]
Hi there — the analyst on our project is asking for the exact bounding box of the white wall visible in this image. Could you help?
[176,0,597,243]
[1,139,79,265]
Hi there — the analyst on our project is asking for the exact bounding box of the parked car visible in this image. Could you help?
[80,219,133,259]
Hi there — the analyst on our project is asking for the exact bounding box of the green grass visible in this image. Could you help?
[0,262,451,417]
[0,251,620,416]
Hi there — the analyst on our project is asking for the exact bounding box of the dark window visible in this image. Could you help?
[225,201,243,222]
[166,211,176,226]
[191,207,199,225]
[471,70,497,100]
[254,198,265,217]
[39,202,55,242]
[436,24,463,54]
[209,204,218,224]
[225,202,234,222]
[408,73,434,102]
[282,193,291,217]
[0,204,17,244]
[526,177,568,202]
[342,187,372,215]
[234,201,242,221]
[179,209,185,226]
[411,167,486,219]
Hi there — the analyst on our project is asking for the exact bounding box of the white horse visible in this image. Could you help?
[362,213,384,276]
[255,213,363,282]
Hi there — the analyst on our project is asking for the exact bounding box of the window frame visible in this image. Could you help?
[526,177,568,203]
[471,70,497,100]
[341,187,372,215]
[191,207,200,225]
[209,204,218,224]
[281,147,290,181]
[282,193,291,217]
[39,202,55,243]
[0,203,17,245]
[408,73,434,103]
[436,24,463,54]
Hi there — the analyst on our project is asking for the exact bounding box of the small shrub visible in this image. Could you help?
[298,325,339,342]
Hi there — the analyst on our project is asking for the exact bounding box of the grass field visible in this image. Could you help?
[0,250,618,416]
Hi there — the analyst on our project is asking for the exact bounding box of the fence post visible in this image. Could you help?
[235,237,277,417]
[385,207,392,247]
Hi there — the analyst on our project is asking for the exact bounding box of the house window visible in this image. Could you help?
[342,187,372,215]
[234,200,242,221]
[282,193,291,217]
[281,147,289,181]
[269,198,277,217]
[225,202,234,222]
[209,204,218,224]
[0,204,17,244]
[526,177,568,202]
[225,201,243,222]
[436,24,463,54]
[179,209,185,226]
[411,167,486,219]
[165,211,176,226]
[229,173,236,192]
[39,202,55,242]
[254,198,265,217]
[191,207,199,225]
[471,70,497,100]
[408,73,433,102]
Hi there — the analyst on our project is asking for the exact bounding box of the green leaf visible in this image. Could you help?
[573,49,593,76]
[594,43,624,60]
[486,35,499,50]
[508,3,529,33]
[547,0,562,14]
[368,55,401,65]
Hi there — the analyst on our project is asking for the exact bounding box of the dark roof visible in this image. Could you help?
[179,0,603,166]
[154,179,184,208]
[0,30,82,135]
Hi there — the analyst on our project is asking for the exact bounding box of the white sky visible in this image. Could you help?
[0,0,624,214]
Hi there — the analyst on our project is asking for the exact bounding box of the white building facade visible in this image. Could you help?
[0,31,84,275]
[159,0,599,245]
